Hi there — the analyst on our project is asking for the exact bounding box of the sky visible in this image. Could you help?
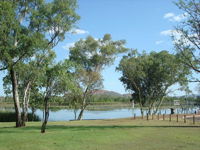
[0,0,199,96]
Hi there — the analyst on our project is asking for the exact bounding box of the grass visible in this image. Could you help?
[0,116,200,150]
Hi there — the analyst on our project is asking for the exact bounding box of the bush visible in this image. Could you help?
[0,112,40,122]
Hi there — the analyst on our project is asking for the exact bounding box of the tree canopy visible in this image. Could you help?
[68,34,128,120]
[173,0,200,75]
[117,50,190,114]
[0,0,79,127]
[0,0,79,70]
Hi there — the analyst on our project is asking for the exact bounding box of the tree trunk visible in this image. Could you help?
[74,109,77,120]
[41,96,50,133]
[77,106,86,120]
[148,101,155,115]
[77,88,89,120]
[31,107,36,121]
[10,67,22,127]
[153,97,164,115]
[22,82,31,126]
[77,96,87,120]
[140,108,144,117]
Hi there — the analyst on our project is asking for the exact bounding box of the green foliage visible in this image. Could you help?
[69,34,128,97]
[3,49,56,104]
[29,87,44,108]
[0,0,79,127]
[0,112,40,122]
[69,34,128,100]
[90,95,130,103]
[41,59,78,96]
[0,0,79,69]
[70,34,128,72]
[117,50,190,114]
[68,34,128,119]
[174,0,200,74]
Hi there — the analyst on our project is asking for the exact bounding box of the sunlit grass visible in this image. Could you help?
[0,117,200,150]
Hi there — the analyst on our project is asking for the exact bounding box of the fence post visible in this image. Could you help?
[152,114,154,120]
[142,113,144,119]
[134,114,136,120]
[184,115,186,123]
[169,114,171,122]
[193,115,195,124]
[158,114,159,120]
[147,113,149,121]
[176,114,178,122]
[163,114,165,121]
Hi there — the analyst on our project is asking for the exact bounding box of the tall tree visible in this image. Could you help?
[173,0,200,76]
[40,60,76,133]
[3,49,56,126]
[0,0,79,127]
[65,87,82,120]
[117,50,189,115]
[69,34,128,120]
[20,50,55,126]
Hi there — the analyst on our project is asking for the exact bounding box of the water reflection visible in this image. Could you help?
[0,106,199,121]
[36,107,199,121]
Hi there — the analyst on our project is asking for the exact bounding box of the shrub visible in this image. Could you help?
[0,112,40,122]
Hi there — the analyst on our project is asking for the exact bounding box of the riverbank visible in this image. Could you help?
[1,101,196,110]
[0,118,200,150]
[1,103,198,121]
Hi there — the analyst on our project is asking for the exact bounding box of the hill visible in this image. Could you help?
[92,90,131,98]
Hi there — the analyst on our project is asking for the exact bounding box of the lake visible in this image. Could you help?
[0,106,198,121]
[34,107,198,121]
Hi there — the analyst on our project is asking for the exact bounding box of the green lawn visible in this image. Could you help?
[0,118,200,150]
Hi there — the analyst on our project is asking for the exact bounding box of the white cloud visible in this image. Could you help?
[155,40,164,45]
[160,29,180,37]
[62,42,75,50]
[160,29,196,46]
[71,29,89,35]
[48,28,89,36]
[164,13,174,18]
[160,30,174,36]
[164,12,187,22]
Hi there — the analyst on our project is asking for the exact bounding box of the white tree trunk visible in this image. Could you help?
[10,67,22,127]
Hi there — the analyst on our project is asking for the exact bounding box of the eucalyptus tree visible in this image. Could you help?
[117,50,190,115]
[0,0,79,127]
[40,60,76,133]
[20,50,56,126]
[173,0,200,76]
[66,88,82,120]
[69,34,128,120]
[3,49,57,126]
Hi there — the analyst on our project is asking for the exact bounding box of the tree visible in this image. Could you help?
[65,88,82,120]
[69,34,128,120]
[173,0,200,76]
[3,49,56,126]
[117,50,189,115]
[29,87,43,121]
[20,50,56,126]
[0,0,79,127]
[40,60,76,133]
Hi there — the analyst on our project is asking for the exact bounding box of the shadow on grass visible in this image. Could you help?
[0,124,200,134]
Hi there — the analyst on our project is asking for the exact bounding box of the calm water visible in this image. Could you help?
[0,106,199,121]
[34,107,198,121]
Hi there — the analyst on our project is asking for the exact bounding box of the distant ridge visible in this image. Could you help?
[92,89,131,98]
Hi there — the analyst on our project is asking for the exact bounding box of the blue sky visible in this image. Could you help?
[0,0,199,96]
